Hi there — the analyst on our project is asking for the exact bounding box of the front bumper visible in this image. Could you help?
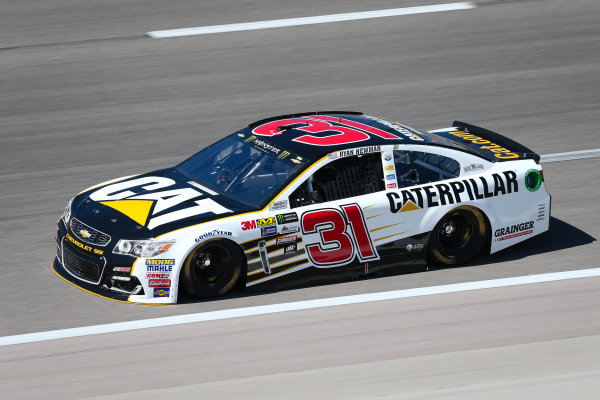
[53,256,132,303]
[54,219,176,304]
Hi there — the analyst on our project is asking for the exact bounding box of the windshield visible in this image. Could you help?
[177,134,310,208]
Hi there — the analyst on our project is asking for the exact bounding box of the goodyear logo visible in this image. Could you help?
[256,217,276,227]
[146,259,174,265]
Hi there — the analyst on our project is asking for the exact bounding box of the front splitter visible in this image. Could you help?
[52,256,151,304]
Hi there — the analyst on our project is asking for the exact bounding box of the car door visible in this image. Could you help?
[288,148,390,270]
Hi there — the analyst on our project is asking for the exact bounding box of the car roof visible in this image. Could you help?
[241,111,467,161]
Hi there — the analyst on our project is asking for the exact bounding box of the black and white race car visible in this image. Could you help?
[54,111,550,304]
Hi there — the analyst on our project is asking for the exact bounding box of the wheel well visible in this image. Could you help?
[471,206,493,255]
[427,205,492,265]
[454,205,493,252]
[178,238,249,291]
[461,205,492,255]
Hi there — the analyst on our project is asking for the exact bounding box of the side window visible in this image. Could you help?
[393,150,459,188]
[290,153,384,207]
[289,179,311,208]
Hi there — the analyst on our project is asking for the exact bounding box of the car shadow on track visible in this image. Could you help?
[179,217,595,303]
[439,216,596,270]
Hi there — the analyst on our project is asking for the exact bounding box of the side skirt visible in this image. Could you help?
[246,232,430,293]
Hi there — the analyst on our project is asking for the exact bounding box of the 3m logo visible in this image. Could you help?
[241,220,257,230]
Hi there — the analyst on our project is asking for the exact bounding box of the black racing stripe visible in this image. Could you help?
[247,248,306,266]
[248,258,309,282]
[241,235,270,250]
[241,230,301,250]
[245,239,303,260]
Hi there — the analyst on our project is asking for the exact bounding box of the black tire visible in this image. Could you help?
[427,206,487,266]
[181,239,243,299]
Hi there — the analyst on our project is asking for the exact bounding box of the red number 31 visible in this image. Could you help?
[301,204,379,267]
[252,116,399,146]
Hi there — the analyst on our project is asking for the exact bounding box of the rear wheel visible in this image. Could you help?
[182,240,243,298]
[428,206,487,266]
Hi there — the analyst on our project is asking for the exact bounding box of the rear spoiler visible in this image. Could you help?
[439,121,540,163]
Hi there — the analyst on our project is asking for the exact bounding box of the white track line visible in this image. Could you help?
[541,149,600,163]
[147,2,476,38]
[2,268,599,347]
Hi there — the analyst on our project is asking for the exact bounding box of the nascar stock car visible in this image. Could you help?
[53,111,550,304]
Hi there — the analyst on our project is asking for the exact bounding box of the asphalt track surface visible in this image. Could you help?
[1,0,599,397]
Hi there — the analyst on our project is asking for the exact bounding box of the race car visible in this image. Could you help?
[53,111,550,304]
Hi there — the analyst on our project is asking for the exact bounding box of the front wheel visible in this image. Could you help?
[181,240,243,299]
[428,206,487,266]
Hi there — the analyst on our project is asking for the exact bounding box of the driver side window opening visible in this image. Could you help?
[290,152,384,207]
[393,150,459,189]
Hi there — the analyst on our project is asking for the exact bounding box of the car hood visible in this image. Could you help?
[70,168,253,240]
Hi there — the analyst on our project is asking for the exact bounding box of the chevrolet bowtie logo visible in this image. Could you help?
[79,229,92,238]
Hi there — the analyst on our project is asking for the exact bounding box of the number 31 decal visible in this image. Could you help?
[252,116,400,146]
[301,204,379,267]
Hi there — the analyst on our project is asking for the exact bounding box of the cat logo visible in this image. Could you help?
[90,176,231,230]
[79,229,92,238]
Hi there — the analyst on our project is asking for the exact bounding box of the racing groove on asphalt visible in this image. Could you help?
[0,0,599,397]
